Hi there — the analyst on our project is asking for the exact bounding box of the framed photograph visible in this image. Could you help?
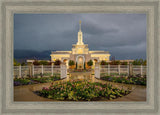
[0,0,159,114]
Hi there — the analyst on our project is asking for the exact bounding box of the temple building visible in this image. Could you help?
[50,21,111,69]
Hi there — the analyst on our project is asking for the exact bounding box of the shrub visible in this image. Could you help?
[100,76,146,85]
[39,60,50,65]
[33,60,40,65]
[109,60,120,65]
[100,60,108,65]
[14,59,21,66]
[132,59,146,66]
[120,62,128,65]
[84,63,86,69]
[76,62,77,69]
[14,75,61,86]
[54,59,61,65]
[21,62,26,66]
[38,80,131,101]
[87,60,93,66]
[68,60,75,66]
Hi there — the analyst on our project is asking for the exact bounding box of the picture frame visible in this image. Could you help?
[0,0,159,114]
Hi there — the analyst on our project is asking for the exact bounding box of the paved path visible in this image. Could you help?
[14,83,53,101]
[108,85,146,101]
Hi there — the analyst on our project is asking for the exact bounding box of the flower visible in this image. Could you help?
[38,79,131,101]
[42,87,49,91]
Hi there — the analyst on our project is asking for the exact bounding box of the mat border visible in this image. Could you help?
[0,0,159,114]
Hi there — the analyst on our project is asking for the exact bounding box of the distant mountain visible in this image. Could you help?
[14,49,55,62]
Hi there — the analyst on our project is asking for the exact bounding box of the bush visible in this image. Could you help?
[132,59,146,66]
[54,59,61,65]
[100,76,146,85]
[87,60,93,66]
[100,60,108,65]
[14,75,61,86]
[38,80,131,101]
[109,60,120,65]
[120,62,128,65]
[39,60,50,65]
[14,59,21,66]
[33,60,40,65]
[21,62,26,66]
[68,60,75,66]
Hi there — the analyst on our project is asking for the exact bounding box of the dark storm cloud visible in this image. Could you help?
[14,14,146,60]
[82,21,119,35]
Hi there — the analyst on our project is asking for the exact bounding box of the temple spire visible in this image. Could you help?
[77,20,84,45]
[79,20,81,31]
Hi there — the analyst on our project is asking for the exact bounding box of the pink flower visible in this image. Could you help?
[72,85,75,88]
[99,87,103,91]
[42,87,49,91]
[95,85,99,89]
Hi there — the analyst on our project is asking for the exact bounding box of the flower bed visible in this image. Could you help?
[100,76,146,85]
[14,75,60,86]
[36,80,131,101]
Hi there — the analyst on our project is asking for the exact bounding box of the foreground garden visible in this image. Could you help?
[14,74,60,86]
[14,72,146,101]
[35,80,131,101]
[100,74,146,86]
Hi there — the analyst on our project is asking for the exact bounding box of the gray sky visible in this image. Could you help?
[14,14,146,60]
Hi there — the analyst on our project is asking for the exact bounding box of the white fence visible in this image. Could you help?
[132,65,147,75]
[14,65,60,78]
[14,64,147,78]
[33,65,60,77]
[100,65,147,76]
[14,66,30,78]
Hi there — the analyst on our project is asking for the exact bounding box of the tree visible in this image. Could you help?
[33,60,40,65]
[54,59,61,65]
[143,60,147,66]
[110,60,120,65]
[87,60,93,66]
[100,60,108,65]
[21,62,26,66]
[39,60,49,65]
[68,60,75,66]
[76,62,77,69]
[84,63,86,69]
[132,59,146,65]
[14,59,20,66]
[120,62,128,65]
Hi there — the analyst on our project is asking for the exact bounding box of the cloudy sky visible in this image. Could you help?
[14,14,146,60]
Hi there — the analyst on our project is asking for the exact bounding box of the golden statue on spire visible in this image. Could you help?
[79,20,81,31]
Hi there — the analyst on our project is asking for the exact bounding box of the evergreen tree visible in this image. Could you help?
[132,59,146,65]
[84,63,86,69]
[14,59,20,66]
[68,60,75,66]
[76,62,77,69]
[87,60,93,66]
[100,60,108,65]
[54,59,61,65]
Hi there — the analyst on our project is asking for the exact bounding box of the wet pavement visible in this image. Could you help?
[14,72,146,101]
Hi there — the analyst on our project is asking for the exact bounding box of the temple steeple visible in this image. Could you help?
[79,20,81,31]
[77,20,84,45]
